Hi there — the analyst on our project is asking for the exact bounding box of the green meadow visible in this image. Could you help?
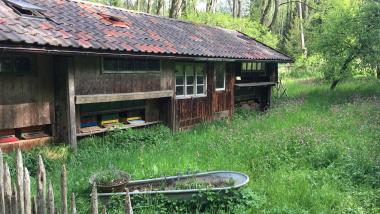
[4,77,380,213]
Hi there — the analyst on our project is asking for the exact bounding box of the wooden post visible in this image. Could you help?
[67,57,78,152]
[61,165,67,214]
[0,149,5,214]
[71,193,76,214]
[24,168,31,214]
[91,183,98,214]
[125,188,133,214]
[37,155,46,214]
[4,163,12,214]
[16,150,24,214]
[47,181,54,214]
[12,183,18,214]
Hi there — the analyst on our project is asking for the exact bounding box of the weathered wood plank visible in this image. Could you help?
[47,181,54,214]
[71,193,76,214]
[125,189,133,214]
[61,165,68,214]
[0,149,4,214]
[91,183,98,214]
[67,57,77,151]
[12,183,18,214]
[75,90,173,104]
[16,150,24,214]
[4,163,12,214]
[24,168,31,214]
[37,155,46,214]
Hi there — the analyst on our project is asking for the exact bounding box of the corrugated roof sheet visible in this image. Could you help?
[0,0,292,61]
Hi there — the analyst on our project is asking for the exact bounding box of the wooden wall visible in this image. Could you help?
[0,54,54,129]
[174,62,235,130]
[73,56,173,95]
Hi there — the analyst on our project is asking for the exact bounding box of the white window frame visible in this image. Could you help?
[215,63,226,91]
[175,63,207,98]
[102,57,161,74]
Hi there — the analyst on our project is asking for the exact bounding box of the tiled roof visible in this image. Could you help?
[0,0,292,61]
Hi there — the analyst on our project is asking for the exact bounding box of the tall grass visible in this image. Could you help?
[4,77,380,213]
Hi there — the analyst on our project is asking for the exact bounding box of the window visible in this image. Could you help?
[6,0,46,19]
[175,63,207,97]
[215,63,226,91]
[102,57,160,73]
[0,56,33,73]
[242,62,265,72]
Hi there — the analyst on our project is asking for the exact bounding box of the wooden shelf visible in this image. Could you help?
[235,82,276,87]
[80,106,145,117]
[0,137,53,152]
[76,121,161,137]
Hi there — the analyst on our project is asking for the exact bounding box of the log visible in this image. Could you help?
[12,183,18,214]
[125,189,133,214]
[4,163,12,214]
[91,183,98,214]
[16,149,24,214]
[47,181,54,214]
[24,168,31,214]
[0,149,5,214]
[37,155,46,214]
[71,193,76,214]
[61,165,67,214]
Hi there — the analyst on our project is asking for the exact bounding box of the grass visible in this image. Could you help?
[4,77,380,213]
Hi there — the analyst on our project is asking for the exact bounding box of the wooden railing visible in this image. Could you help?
[0,149,133,214]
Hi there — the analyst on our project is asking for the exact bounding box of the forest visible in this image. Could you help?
[91,0,380,88]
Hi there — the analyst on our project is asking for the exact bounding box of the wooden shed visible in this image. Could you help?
[0,0,292,151]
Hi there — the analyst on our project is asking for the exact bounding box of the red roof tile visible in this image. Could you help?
[0,0,292,61]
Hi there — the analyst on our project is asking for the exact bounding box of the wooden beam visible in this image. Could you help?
[67,58,77,152]
[75,90,173,104]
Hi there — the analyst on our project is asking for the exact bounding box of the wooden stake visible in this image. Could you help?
[24,168,31,214]
[4,163,12,214]
[47,181,54,214]
[71,193,76,214]
[37,155,46,214]
[125,188,133,214]
[91,183,98,214]
[12,183,18,214]
[61,165,67,214]
[31,196,37,214]
[16,149,24,214]
[0,149,5,214]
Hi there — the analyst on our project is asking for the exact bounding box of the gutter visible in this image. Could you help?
[0,45,293,63]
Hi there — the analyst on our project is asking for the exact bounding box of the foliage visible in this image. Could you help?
[310,0,380,89]
[280,54,325,79]
[184,12,279,48]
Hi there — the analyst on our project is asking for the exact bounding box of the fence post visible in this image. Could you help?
[125,189,133,214]
[4,163,12,214]
[91,183,98,214]
[0,149,5,214]
[24,168,31,214]
[47,181,54,214]
[61,165,67,214]
[16,150,24,214]
[71,193,76,214]
[37,155,46,214]
[32,196,37,214]
[12,183,18,214]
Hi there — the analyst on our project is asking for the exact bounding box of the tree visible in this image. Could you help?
[312,0,380,89]
[169,0,182,18]
[206,0,217,13]
[156,0,164,15]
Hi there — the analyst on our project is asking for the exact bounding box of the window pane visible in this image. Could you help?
[14,57,31,73]
[119,59,133,71]
[197,75,204,84]
[187,86,194,95]
[185,64,194,85]
[252,63,257,71]
[176,76,184,85]
[103,58,118,72]
[147,60,160,71]
[175,64,183,73]
[0,57,13,73]
[176,86,184,96]
[241,63,246,71]
[246,62,252,71]
[215,63,225,90]
[134,59,146,71]
[187,76,194,85]
[257,63,262,70]
[197,85,204,94]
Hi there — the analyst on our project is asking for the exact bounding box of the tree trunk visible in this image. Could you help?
[169,0,182,18]
[146,0,153,13]
[237,0,242,17]
[268,0,279,30]
[330,54,356,90]
[377,65,380,80]
[260,0,272,24]
[232,0,236,17]
[298,1,307,57]
[156,0,164,15]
